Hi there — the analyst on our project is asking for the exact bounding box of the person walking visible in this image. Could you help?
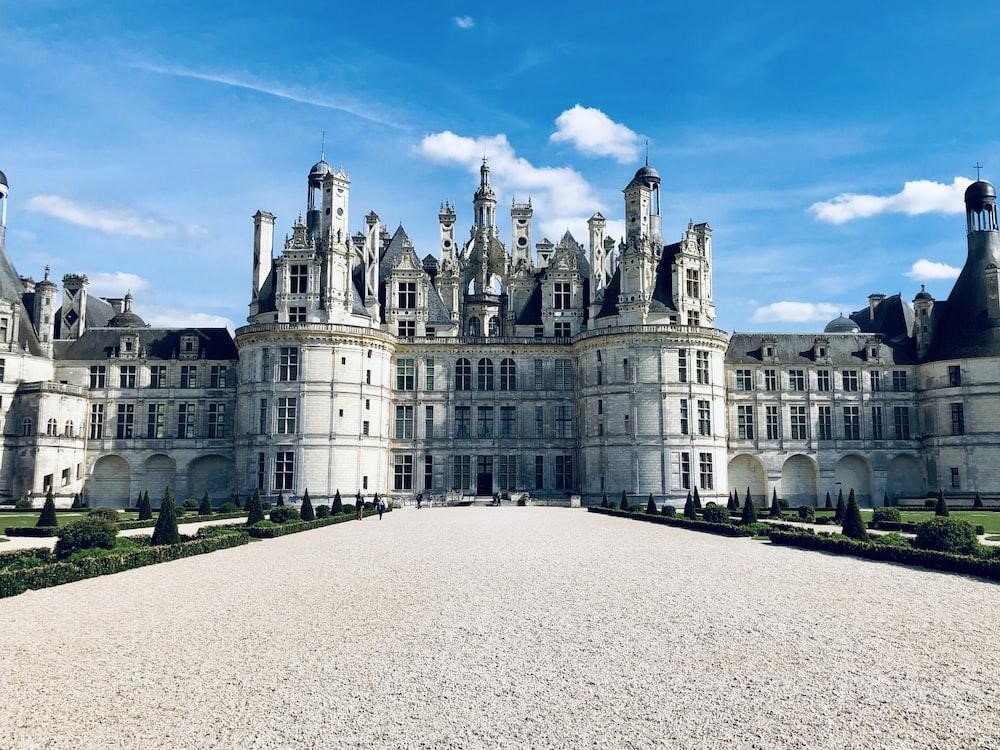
[356,491,365,521]
[416,492,422,510]
[377,496,386,520]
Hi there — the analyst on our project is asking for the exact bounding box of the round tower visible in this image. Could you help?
[33,265,57,352]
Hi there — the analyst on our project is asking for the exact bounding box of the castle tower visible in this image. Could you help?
[33,266,56,354]
[322,168,351,246]
[511,199,533,267]
[60,274,88,340]
[306,159,331,245]
[473,158,497,233]
[436,202,460,319]
[623,162,661,248]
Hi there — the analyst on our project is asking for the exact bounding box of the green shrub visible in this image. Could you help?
[70,493,82,510]
[252,520,276,529]
[88,508,120,523]
[198,493,213,515]
[233,492,242,509]
[332,490,343,515]
[871,507,901,528]
[923,498,936,509]
[769,489,781,518]
[727,492,739,512]
[516,497,526,506]
[65,536,143,563]
[797,506,815,523]
[245,490,265,526]
[975,524,986,536]
[934,490,949,517]
[824,491,832,509]
[15,494,32,510]
[300,490,315,522]
[645,494,657,514]
[619,491,629,511]
[137,492,153,521]
[702,505,730,524]
[841,491,867,541]
[683,492,695,519]
[872,533,911,548]
[778,499,790,510]
[342,503,355,514]
[316,504,330,518]
[741,495,758,524]
[55,518,117,559]
[181,498,198,511]
[196,525,246,539]
[660,503,675,517]
[973,492,984,509]
[151,489,180,546]
[834,490,846,523]
[600,493,609,508]
[270,506,301,524]
[276,492,285,507]
[914,518,979,556]
[219,502,239,513]
[692,488,702,510]
[37,489,57,528]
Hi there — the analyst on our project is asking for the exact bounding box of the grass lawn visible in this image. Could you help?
[811,508,1000,534]
[1,511,140,529]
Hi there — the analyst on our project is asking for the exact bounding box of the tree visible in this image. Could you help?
[741,493,758,524]
[301,489,315,521]
[619,490,629,511]
[245,489,265,526]
[36,487,57,528]
[683,492,696,519]
[834,489,846,524]
[935,489,949,517]
[645,494,657,514]
[824,491,833,509]
[134,491,143,511]
[600,493,609,508]
[276,492,285,507]
[332,489,343,515]
[974,492,984,509]
[137,492,153,521]
[744,486,752,509]
[769,488,781,518]
[692,487,702,510]
[841,491,867,541]
[199,492,213,515]
[151,487,180,545]
[727,491,739,512]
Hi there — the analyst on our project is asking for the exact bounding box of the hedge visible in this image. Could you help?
[0,531,250,599]
[588,506,756,537]
[116,511,247,531]
[246,507,388,538]
[767,530,1000,582]
[4,526,60,537]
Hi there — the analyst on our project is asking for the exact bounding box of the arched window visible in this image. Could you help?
[487,317,499,337]
[477,358,495,391]
[47,418,58,436]
[467,317,481,336]
[21,417,32,436]
[500,358,517,391]
[455,358,471,391]
[65,420,74,438]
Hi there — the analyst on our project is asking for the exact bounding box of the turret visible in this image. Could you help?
[306,159,330,244]
[439,202,457,263]
[33,265,56,354]
[0,169,8,246]
[363,211,381,317]
[473,158,497,232]
[913,285,934,358]
[60,274,89,340]
[623,162,661,247]
[511,199,532,266]
[964,178,1000,271]
[322,167,350,247]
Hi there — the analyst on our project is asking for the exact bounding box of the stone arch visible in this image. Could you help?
[728,454,766,505]
[886,454,924,501]
[834,454,872,506]
[781,454,819,506]
[187,455,234,501]
[143,454,177,505]
[89,455,131,508]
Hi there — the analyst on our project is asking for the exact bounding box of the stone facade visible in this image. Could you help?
[0,164,997,508]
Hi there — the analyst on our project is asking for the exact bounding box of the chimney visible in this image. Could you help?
[868,293,886,320]
[252,211,275,299]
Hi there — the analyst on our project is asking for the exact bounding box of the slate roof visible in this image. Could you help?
[53,328,238,361]
[725,333,916,366]
[596,265,622,319]
[515,282,543,325]
[650,242,679,313]
[848,294,914,343]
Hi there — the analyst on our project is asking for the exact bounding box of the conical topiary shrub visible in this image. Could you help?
[332,489,343,515]
[693,488,702,510]
[646,494,657,514]
[70,492,81,509]
[935,489,949,517]
[619,490,629,511]
[974,492,984,509]
[683,492,695,519]
[825,491,833,509]
[727,491,739,512]
[769,488,781,518]
[81,493,90,508]
[835,489,846,524]
[600,493,609,508]
[37,487,58,528]
[151,487,180,545]
[133,491,143,512]
[199,492,212,515]
[137,491,153,521]
[233,492,242,509]
[745,486,752,509]
[276,492,285,507]
[741,493,758,524]
[245,489,265,526]
[841,491,867,541]
[300,489,315,521]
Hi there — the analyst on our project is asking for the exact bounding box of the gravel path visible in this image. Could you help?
[1,507,997,749]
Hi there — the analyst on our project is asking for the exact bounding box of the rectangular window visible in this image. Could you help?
[149,365,166,389]
[788,369,805,391]
[950,403,965,435]
[89,404,104,439]
[678,349,688,383]
[892,370,908,392]
[553,321,571,338]
[695,350,710,384]
[737,404,754,440]
[425,405,434,439]
[535,405,544,438]
[395,358,415,390]
[698,452,713,490]
[555,455,574,490]
[950,467,961,489]
[688,311,700,326]
[276,397,297,434]
[278,347,299,381]
[735,369,753,390]
[397,320,415,337]
[697,399,711,436]
[180,365,197,388]
[554,359,574,389]
[425,358,435,390]
[871,406,884,440]
[534,455,544,490]
[397,282,416,309]
[424,455,433,490]
[842,370,859,392]
[0,318,7,343]
[766,406,780,440]
[115,403,134,439]
[258,398,268,434]
[455,406,471,439]
[680,399,689,435]
[870,371,882,392]
[210,365,228,388]
[685,268,700,297]
[146,403,165,439]
[362,420,370,436]
[89,365,106,389]
[790,405,807,440]
[274,451,295,491]
[497,455,517,490]
[477,406,494,438]
[395,405,414,439]
[208,403,226,438]
[61,468,70,486]
[556,404,573,438]
[452,455,471,490]
[818,405,833,440]
[948,366,962,387]
[288,306,306,323]
[893,406,911,440]
[533,359,543,387]
[119,365,137,389]
[177,403,196,438]
[816,370,831,392]
[289,264,308,294]
[764,369,777,391]
[366,370,371,385]
[597,399,603,415]
[553,282,571,310]
[843,406,861,440]
[680,452,691,490]
[393,454,413,490]
[500,406,516,438]
[257,452,266,491]
[623,358,631,382]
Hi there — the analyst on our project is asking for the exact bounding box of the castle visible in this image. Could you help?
[0,159,997,508]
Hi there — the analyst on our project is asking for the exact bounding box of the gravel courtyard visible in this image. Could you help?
[1,508,997,749]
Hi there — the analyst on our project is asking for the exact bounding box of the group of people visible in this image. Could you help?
[357,495,388,520]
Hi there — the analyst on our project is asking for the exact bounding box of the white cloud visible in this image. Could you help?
[86,271,151,298]
[810,177,973,224]
[24,195,208,240]
[550,105,641,163]
[11,229,37,242]
[752,302,845,323]
[454,16,475,29]
[905,258,961,281]
[138,305,233,330]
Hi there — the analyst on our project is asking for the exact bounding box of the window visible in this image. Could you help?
[500,406,516,438]
[686,269,700,297]
[843,406,861,440]
[688,311,700,326]
[289,264,308,294]
[680,452,691,490]
[89,405,104,439]
[477,406,494,438]
[395,406,414,439]
[556,405,573,438]
[948,366,962,387]
[624,413,631,435]
[764,369,777,391]
[736,369,753,390]
[455,358,472,390]
[497,456,517,490]
[842,370,859,392]
[455,406,471,439]
[553,282,571,310]
[698,453,713,490]
[871,406,883,440]
[149,366,166,389]
[177,403,196,438]
[678,349,688,382]
[892,370,908,392]
[596,367,603,385]
[696,351,710,384]
[818,406,833,440]
[424,455,433,490]
[533,359,543,387]
[366,370,371,385]
[275,451,295,491]
[210,365,228,388]
[452,455,472,490]
[535,405,544,438]
[208,403,226,438]
[115,404,135,439]
[180,365,197,388]
[425,405,434,439]
[119,365,137,388]
[61,468,70,487]
[278,348,299,381]
[534,455,544,489]
[680,399,689,435]
[21,417,32,436]
[554,321,571,338]
[790,405,807,440]
[89,365,106,389]
[950,403,965,436]
[789,369,805,391]
[147,404,165,439]
[555,455,574,490]
[64,420,74,438]
[737,405,755,440]
[393,455,413,490]
[397,282,416,309]
[0,319,6,343]
[258,399,268,434]
[697,400,711,436]
[869,371,882,392]
[396,358,415,390]
[425,358,435,390]
[46,418,58,436]
[397,320,415,337]
[893,406,911,440]
[362,420,370,436]
[534,327,543,339]
[477,358,495,391]
[766,406,780,440]
[277,397,297,434]
[257,453,266,491]
[817,370,831,392]
[500,358,517,390]
[554,359,574,389]
[288,306,307,323]
[950,467,961,489]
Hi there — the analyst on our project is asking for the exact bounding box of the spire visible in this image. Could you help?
[320,130,326,162]
[644,139,649,166]
[976,161,983,180]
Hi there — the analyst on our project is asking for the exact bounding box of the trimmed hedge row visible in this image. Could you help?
[246,507,389,538]
[0,531,250,599]
[3,526,59,537]
[588,506,758,537]
[116,511,248,531]
[767,530,1000,582]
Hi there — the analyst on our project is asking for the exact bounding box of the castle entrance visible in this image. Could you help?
[476,455,493,495]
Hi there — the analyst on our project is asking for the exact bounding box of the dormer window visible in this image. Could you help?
[118,334,139,359]
[180,334,199,360]
[289,264,309,294]
[397,282,416,309]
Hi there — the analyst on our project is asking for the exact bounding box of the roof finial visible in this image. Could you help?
[43,265,50,281]
[975,161,984,180]
[644,139,649,166]
[320,130,326,162]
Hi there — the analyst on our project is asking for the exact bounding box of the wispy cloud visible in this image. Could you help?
[905,258,961,281]
[139,305,234,330]
[86,271,151,298]
[130,61,402,129]
[550,105,641,164]
[454,16,475,29]
[24,195,208,240]
[810,177,972,224]
[752,301,846,323]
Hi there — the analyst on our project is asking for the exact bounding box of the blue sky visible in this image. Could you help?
[1,1,998,332]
